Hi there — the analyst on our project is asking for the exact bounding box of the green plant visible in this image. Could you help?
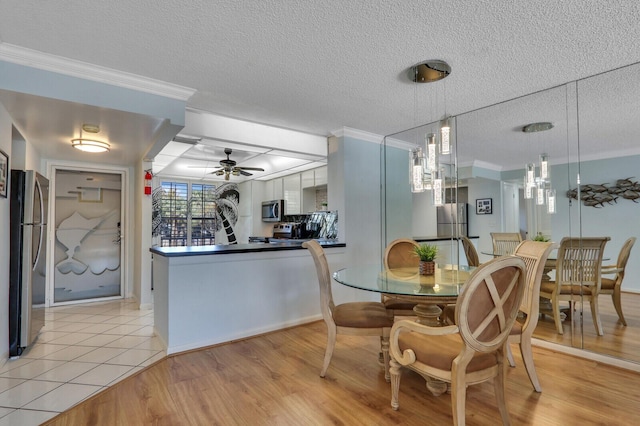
[412,243,439,262]
[532,232,550,242]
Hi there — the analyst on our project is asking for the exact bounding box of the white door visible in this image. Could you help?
[50,168,124,304]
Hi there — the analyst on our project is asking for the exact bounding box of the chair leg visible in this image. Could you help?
[451,370,468,426]
[590,296,604,336]
[320,325,337,378]
[494,356,511,426]
[381,336,390,382]
[552,296,564,335]
[506,342,515,367]
[612,289,627,326]
[519,337,542,392]
[390,359,402,411]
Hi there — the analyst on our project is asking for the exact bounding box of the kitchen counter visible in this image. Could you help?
[150,239,344,258]
[151,239,346,355]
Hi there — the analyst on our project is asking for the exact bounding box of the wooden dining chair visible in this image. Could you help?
[389,256,526,426]
[539,237,610,335]
[490,232,523,256]
[460,236,480,267]
[302,240,394,381]
[382,238,421,317]
[507,240,555,392]
[600,237,636,326]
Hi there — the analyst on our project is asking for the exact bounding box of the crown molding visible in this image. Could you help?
[0,42,196,101]
[331,127,384,144]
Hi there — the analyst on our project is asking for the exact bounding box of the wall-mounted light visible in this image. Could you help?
[71,124,110,153]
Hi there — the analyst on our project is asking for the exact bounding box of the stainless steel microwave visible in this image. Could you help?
[261,199,285,222]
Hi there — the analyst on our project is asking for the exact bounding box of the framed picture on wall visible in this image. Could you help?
[476,198,492,215]
[0,149,8,198]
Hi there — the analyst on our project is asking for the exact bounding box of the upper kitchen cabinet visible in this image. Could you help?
[283,174,301,214]
[301,170,315,189]
[314,166,327,186]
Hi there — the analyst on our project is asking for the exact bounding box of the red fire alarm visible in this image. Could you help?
[144,170,152,195]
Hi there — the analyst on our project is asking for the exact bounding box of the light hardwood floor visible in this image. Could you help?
[534,291,640,362]
[44,317,640,425]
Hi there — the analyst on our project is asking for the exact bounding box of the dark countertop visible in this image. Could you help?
[151,239,345,258]
[413,236,479,242]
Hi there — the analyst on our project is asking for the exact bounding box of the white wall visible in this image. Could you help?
[0,105,12,363]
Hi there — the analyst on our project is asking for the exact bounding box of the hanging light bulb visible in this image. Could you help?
[546,188,556,214]
[440,117,451,155]
[539,153,550,181]
[425,133,438,173]
[410,147,425,193]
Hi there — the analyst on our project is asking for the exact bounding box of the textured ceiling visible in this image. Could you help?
[2,0,639,137]
[1,1,640,175]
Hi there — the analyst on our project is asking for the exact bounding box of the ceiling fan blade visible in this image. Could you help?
[236,166,264,171]
[239,170,253,176]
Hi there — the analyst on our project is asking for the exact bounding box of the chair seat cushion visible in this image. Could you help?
[333,302,394,328]
[398,331,498,373]
[540,281,594,295]
[600,277,616,290]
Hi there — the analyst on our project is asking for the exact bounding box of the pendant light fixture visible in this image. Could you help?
[407,60,452,198]
[71,124,110,153]
[522,122,555,213]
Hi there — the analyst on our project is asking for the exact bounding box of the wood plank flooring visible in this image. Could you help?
[534,291,640,363]
[44,318,640,425]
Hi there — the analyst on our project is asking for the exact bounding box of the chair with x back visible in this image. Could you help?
[303,240,394,381]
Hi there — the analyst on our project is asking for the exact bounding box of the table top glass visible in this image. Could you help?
[332,263,474,297]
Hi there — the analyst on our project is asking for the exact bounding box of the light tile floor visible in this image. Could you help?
[0,299,163,426]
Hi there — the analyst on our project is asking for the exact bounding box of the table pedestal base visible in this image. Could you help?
[413,304,444,326]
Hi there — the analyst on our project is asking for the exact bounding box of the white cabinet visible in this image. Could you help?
[283,174,301,214]
[301,170,315,189]
[314,166,327,186]
[272,178,284,200]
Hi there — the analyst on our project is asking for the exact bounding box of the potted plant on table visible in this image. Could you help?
[413,243,439,275]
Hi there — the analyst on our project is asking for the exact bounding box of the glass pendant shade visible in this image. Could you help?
[539,153,549,180]
[526,162,536,185]
[546,188,556,214]
[410,148,425,193]
[536,182,545,205]
[432,168,445,206]
[426,133,438,172]
[440,117,451,154]
[524,176,533,199]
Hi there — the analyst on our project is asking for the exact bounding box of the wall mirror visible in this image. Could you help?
[382,60,640,365]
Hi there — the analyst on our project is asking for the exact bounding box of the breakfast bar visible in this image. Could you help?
[150,240,346,355]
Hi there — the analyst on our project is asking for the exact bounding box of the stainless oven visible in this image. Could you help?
[261,199,285,222]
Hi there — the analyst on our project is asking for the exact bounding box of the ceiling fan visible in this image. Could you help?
[212,148,264,180]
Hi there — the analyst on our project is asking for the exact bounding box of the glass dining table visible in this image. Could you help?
[332,263,475,326]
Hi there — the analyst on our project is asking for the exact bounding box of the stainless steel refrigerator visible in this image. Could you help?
[436,203,468,237]
[9,170,48,357]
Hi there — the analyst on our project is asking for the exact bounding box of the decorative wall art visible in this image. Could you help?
[567,177,640,207]
[476,198,492,215]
